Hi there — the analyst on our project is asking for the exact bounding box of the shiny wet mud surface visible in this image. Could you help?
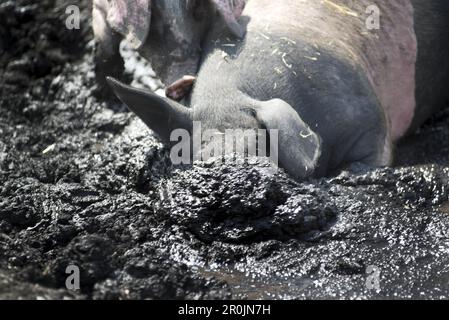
[1,0,449,299]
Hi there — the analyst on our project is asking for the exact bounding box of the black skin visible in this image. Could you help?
[409,0,449,132]
[92,2,125,98]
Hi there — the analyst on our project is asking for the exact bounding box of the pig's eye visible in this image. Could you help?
[188,0,207,21]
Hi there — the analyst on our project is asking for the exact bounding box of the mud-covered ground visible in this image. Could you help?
[1,0,449,300]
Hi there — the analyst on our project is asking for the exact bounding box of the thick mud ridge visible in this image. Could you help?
[1,0,449,299]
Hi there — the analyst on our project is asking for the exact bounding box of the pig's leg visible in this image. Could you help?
[92,1,124,96]
[341,125,393,173]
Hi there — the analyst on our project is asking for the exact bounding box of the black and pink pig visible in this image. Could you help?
[107,0,449,179]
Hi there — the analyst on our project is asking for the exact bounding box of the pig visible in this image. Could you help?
[92,0,246,92]
[107,0,449,179]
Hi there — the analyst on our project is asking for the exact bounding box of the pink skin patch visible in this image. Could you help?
[361,0,417,142]
[166,75,196,101]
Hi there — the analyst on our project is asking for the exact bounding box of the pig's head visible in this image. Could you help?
[107,77,322,180]
[107,0,246,85]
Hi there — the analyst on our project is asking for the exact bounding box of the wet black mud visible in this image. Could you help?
[1,0,449,299]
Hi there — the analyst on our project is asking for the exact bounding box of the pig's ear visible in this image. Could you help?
[255,99,322,179]
[107,0,151,49]
[211,0,246,38]
[107,77,192,143]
